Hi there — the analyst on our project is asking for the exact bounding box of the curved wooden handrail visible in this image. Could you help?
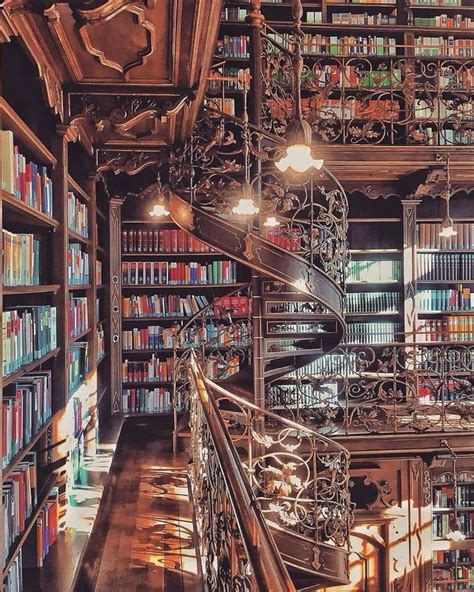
[190,349,350,456]
[188,352,297,592]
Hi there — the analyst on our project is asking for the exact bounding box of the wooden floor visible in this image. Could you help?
[74,418,201,592]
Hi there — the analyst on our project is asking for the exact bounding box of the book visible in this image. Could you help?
[2,230,41,286]
[67,192,89,238]
[68,243,90,285]
[0,130,53,217]
[2,306,57,376]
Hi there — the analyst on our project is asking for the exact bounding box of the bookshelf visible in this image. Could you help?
[0,97,63,584]
[415,200,474,344]
[432,468,474,592]
[1,58,109,588]
[117,199,251,415]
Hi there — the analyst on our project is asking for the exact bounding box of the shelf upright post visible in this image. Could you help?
[247,0,266,410]
[402,199,421,341]
[108,196,125,415]
[51,127,70,412]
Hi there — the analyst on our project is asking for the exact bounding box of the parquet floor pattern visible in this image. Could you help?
[79,421,201,592]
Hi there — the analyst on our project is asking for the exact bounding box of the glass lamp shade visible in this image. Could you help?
[439,215,457,238]
[232,182,260,216]
[446,517,466,542]
[275,144,324,173]
[263,216,280,227]
[275,118,323,173]
[149,195,169,217]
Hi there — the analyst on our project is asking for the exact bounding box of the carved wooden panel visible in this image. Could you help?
[108,197,124,414]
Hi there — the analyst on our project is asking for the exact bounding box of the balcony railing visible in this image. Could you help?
[208,33,474,146]
[187,350,352,587]
[266,339,474,435]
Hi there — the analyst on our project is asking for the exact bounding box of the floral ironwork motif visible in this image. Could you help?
[267,341,474,435]
[187,352,352,588]
[258,32,474,146]
[169,108,349,285]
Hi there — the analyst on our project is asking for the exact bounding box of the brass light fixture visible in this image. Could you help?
[275,0,323,174]
[232,87,260,217]
[439,154,456,239]
[148,176,170,218]
[441,440,466,542]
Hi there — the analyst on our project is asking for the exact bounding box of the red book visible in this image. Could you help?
[177,230,185,253]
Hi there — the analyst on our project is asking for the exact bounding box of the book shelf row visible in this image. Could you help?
[121,260,239,286]
[122,228,213,254]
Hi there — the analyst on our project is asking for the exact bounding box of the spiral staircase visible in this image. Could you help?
[168,156,351,589]
[169,192,346,392]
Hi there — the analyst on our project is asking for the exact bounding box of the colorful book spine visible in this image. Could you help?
[68,243,90,285]
[122,229,214,254]
[122,356,174,383]
[2,306,57,376]
[417,253,474,281]
[2,452,38,567]
[2,231,41,286]
[67,192,89,238]
[68,342,88,394]
[122,387,172,414]
[67,296,88,339]
[417,287,474,311]
[415,36,474,57]
[418,222,474,249]
[122,294,249,318]
[2,371,52,468]
[22,488,59,569]
[0,130,53,217]
[121,260,238,285]
[346,321,402,343]
[416,315,474,341]
[346,291,401,313]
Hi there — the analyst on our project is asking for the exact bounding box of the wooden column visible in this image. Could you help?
[108,196,124,414]
[402,199,421,340]
[51,129,69,411]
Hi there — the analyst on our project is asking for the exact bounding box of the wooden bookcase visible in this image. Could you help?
[1,91,109,589]
[115,198,251,415]
[432,466,474,591]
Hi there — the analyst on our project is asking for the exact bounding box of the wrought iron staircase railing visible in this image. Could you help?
[187,350,352,591]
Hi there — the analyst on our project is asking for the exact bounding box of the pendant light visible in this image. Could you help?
[441,440,466,543]
[439,154,457,238]
[275,0,323,174]
[232,87,260,217]
[148,175,169,217]
[263,216,280,227]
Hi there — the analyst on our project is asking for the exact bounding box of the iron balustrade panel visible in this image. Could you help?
[259,32,474,147]
[266,341,474,435]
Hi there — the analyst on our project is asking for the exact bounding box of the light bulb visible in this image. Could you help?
[232,198,260,216]
[149,202,169,217]
[446,528,465,542]
[263,216,280,227]
[439,216,457,238]
[275,144,324,173]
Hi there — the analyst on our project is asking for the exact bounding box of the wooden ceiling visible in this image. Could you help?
[1,0,473,188]
[1,0,223,148]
